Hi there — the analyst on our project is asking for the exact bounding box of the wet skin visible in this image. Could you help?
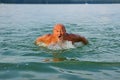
[35,24,88,46]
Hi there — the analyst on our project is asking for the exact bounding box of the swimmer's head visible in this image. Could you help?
[53,24,66,41]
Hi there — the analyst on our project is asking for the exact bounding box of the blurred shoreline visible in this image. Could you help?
[0,0,120,4]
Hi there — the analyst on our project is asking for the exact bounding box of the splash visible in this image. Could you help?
[38,41,83,50]
[48,41,75,50]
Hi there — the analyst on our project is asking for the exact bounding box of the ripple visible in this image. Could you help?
[0,4,120,80]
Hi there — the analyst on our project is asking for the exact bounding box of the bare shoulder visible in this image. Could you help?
[42,34,51,38]
[68,33,81,38]
[35,34,51,45]
[37,34,52,40]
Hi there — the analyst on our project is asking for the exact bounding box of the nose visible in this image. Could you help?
[58,31,62,37]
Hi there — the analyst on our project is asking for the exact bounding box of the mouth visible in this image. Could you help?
[58,35,63,40]
[58,35,61,38]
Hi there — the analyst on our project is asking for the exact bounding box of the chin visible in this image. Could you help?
[57,38,63,42]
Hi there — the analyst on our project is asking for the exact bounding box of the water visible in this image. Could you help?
[0,4,120,80]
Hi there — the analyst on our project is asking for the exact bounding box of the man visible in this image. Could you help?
[35,24,88,46]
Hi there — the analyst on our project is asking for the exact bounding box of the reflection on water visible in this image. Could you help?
[44,57,67,62]
[44,51,79,62]
[44,52,68,62]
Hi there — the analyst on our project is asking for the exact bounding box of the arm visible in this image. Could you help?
[70,34,88,45]
[78,36,88,45]
[35,36,43,45]
[35,34,51,45]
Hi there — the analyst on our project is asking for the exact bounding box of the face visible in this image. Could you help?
[53,24,66,41]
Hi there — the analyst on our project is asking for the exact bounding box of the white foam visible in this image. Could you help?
[48,41,75,50]
[38,41,83,50]
[38,42,47,47]
[74,42,84,47]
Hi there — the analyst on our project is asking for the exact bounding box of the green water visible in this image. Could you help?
[0,4,120,80]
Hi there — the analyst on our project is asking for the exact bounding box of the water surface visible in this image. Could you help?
[0,4,120,80]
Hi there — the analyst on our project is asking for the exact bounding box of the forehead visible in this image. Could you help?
[53,24,66,31]
[54,27,63,30]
